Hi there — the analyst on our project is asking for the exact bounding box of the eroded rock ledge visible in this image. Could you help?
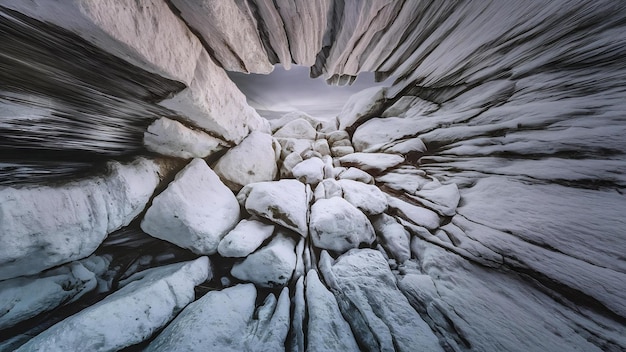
[1,1,625,352]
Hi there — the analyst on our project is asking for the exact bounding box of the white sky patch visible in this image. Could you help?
[227,65,388,120]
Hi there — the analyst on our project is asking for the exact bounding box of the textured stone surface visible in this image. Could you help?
[144,117,224,159]
[310,198,375,253]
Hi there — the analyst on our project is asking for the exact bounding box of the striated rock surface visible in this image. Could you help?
[144,117,224,159]
[141,158,240,255]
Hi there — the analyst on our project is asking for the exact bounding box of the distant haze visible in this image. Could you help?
[227,65,388,120]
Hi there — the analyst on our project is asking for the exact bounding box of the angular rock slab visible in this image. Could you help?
[146,284,290,352]
[352,117,425,152]
[339,152,405,174]
[231,232,297,288]
[213,131,279,192]
[338,179,388,215]
[141,158,240,255]
[237,179,309,236]
[387,196,441,230]
[305,270,360,352]
[372,214,411,263]
[16,257,210,352]
[143,117,224,159]
[217,219,275,258]
[320,250,443,352]
[310,198,375,253]
[0,158,161,280]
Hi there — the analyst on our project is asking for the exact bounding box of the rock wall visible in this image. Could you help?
[1,1,625,351]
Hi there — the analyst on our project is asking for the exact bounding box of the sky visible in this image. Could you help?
[227,65,388,120]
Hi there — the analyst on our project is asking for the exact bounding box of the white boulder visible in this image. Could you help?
[292,157,325,186]
[213,131,279,191]
[313,138,331,156]
[143,117,224,159]
[237,180,309,236]
[372,214,411,263]
[337,167,374,184]
[412,183,461,217]
[0,158,160,280]
[270,111,321,132]
[387,196,440,230]
[16,257,210,352]
[310,198,375,253]
[352,117,424,152]
[273,118,317,139]
[337,87,387,130]
[280,152,303,178]
[338,179,388,215]
[231,232,297,288]
[331,145,355,157]
[146,284,290,352]
[217,219,275,257]
[141,158,240,255]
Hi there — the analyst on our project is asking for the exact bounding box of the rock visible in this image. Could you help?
[146,284,290,351]
[310,198,375,253]
[337,87,387,131]
[250,0,292,69]
[280,152,303,178]
[376,169,431,193]
[237,180,309,236]
[278,138,313,159]
[0,259,98,330]
[141,158,241,255]
[2,0,203,85]
[313,178,343,201]
[273,118,317,139]
[337,179,388,215]
[331,139,353,147]
[387,196,441,230]
[171,0,273,74]
[16,257,210,352]
[143,117,225,159]
[352,117,425,152]
[339,152,404,174]
[322,155,335,178]
[213,131,279,192]
[292,157,325,186]
[0,158,161,280]
[217,219,275,257]
[231,232,297,287]
[293,238,306,281]
[337,167,374,184]
[382,137,427,156]
[411,183,461,216]
[290,276,305,351]
[319,250,443,352]
[313,138,331,157]
[301,149,323,160]
[160,50,263,144]
[270,111,321,132]
[326,130,350,145]
[331,145,355,157]
[372,214,411,263]
[305,270,360,352]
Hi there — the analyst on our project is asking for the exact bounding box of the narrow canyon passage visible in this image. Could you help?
[1,1,625,351]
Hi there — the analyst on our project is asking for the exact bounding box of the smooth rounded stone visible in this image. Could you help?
[339,152,405,174]
[372,214,411,263]
[313,178,343,201]
[16,257,210,352]
[338,167,374,184]
[382,137,427,155]
[143,117,225,159]
[0,260,98,330]
[305,270,360,352]
[310,198,375,253]
[270,111,321,132]
[280,151,303,178]
[0,158,161,281]
[411,183,461,217]
[237,180,309,236]
[330,138,353,147]
[141,158,241,255]
[321,155,334,178]
[326,130,350,144]
[337,87,387,131]
[273,118,317,139]
[231,232,297,288]
[337,179,388,215]
[387,196,441,230]
[278,138,313,159]
[146,284,289,352]
[213,131,279,192]
[331,145,355,157]
[301,149,323,160]
[319,249,443,352]
[217,219,275,258]
[171,0,273,74]
[292,157,325,186]
[318,118,339,133]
